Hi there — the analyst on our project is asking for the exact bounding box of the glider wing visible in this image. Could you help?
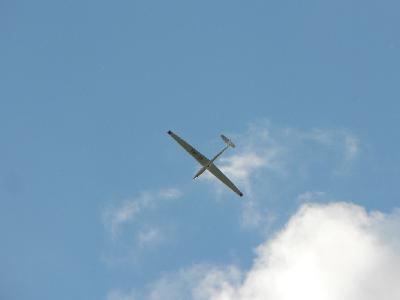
[167,131,210,167]
[207,163,243,197]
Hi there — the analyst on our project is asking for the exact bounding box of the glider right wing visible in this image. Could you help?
[167,130,210,167]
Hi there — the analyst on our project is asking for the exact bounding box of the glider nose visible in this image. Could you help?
[167,130,172,135]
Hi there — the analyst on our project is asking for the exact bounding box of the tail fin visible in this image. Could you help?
[221,134,235,148]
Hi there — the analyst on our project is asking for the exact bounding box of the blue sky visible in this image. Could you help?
[1,1,400,299]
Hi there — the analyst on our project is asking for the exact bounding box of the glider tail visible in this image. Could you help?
[221,134,235,148]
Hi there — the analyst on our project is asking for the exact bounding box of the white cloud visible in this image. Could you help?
[122,202,400,300]
[211,202,400,300]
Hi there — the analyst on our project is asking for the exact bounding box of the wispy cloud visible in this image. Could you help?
[157,188,183,199]
[229,122,360,185]
[344,135,359,161]
[115,202,400,300]
[104,188,182,238]
[200,120,360,228]
[102,187,182,266]
[137,227,163,247]
[107,289,137,300]
[296,191,328,204]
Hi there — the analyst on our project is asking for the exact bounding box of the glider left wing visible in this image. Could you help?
[207,164,243,197]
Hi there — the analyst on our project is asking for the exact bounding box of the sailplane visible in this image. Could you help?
[167,130,243,197]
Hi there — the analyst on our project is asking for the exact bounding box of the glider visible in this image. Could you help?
[167,130,243,197]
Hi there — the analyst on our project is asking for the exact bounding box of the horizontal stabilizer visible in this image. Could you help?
[221,134,235,148]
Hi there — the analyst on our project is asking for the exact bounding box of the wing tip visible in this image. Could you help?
[167,130,173,135]
[239,192,243,197]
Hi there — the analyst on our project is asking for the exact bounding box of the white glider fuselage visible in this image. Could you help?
[193,145,229,179]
